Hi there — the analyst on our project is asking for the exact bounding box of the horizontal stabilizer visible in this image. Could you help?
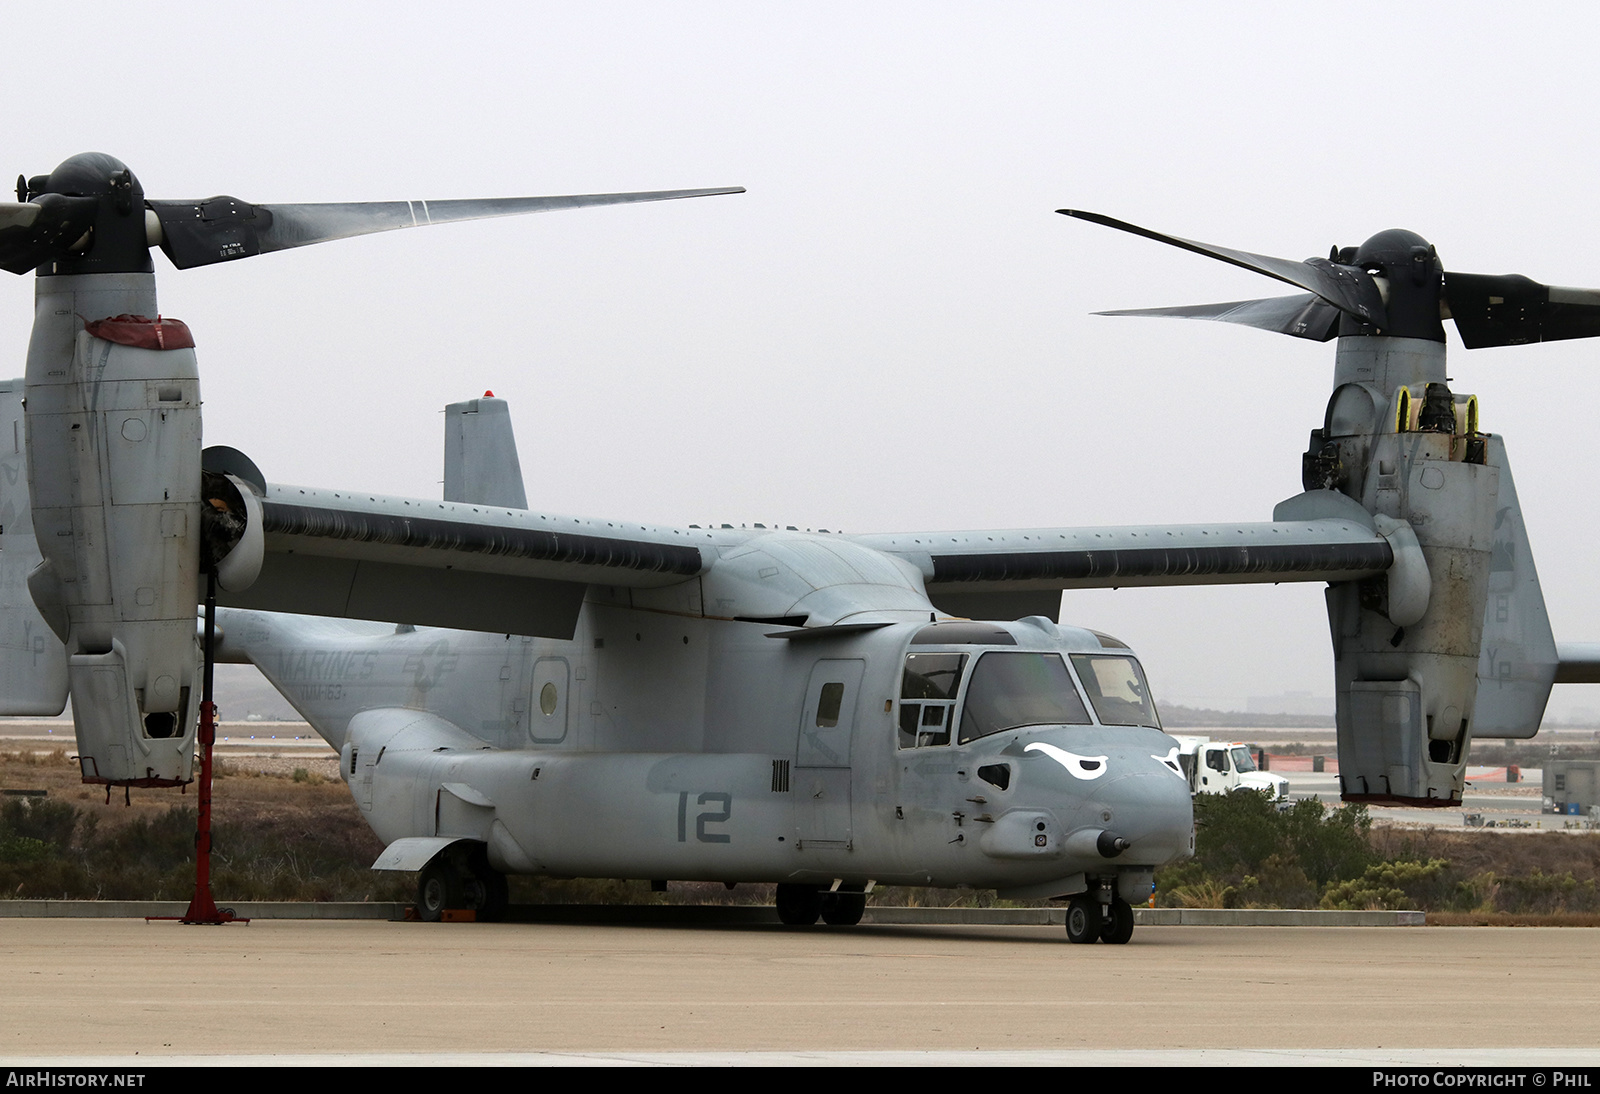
[1555,643,1600,684]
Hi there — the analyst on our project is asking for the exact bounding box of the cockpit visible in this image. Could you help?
[896,620,1160,750]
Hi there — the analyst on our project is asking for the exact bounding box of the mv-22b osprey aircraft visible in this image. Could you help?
[1,153,1597,944]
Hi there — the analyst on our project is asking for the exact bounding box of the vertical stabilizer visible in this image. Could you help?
[443,395,528,509]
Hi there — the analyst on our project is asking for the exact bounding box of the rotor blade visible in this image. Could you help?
[0,203,39,231]
[0,194,100,275]
[1097,293,1341,342]
[1445,271,1600,348]
[148,187,745,270]
[1058,209,1387,327]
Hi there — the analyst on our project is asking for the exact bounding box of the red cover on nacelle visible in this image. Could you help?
[84,314,195,351]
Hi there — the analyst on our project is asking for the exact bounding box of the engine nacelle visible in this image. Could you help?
[1295,335,1549,805]
[1323,425,1496,805]
[201,466,265,593]
[25,278,202,786]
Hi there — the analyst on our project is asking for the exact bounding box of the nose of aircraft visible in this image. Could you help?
[1012,728,1194,865]
[1089,756,1194,865]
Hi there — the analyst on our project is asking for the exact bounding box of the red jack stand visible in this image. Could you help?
[152,570,247,925]
[177,695,244,924]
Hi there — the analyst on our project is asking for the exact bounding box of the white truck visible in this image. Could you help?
[1172,736,1290,800]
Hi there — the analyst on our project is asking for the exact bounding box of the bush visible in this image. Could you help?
[0,796,410,902]
[1157,791,1377,909]
[1321,859,1449,910]
[1282,797,1374,887]
[2,797,77,849]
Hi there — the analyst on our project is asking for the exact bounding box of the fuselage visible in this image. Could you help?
[218,541,1195,899]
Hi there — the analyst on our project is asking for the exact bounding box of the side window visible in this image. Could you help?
[899,653,966,749]
[816,682,844,728]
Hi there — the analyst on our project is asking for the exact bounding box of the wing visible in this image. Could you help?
[217,484,710,638]
[852,499,1392,621]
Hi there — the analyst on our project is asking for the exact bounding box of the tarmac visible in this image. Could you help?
[0,900,1425,926]
[1,723,1593,1066]
[0,910,1595,1067]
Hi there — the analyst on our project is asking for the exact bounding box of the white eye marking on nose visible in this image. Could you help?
[1024,741,1108,781]
[1153,745,1184,778]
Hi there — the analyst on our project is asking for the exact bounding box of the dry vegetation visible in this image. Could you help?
[1157,791,1600,920]
[0,747,408,902]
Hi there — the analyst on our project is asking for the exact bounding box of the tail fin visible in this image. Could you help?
[443,394,527,509]
[0,379,68,714]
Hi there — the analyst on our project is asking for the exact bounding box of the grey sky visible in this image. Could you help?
[10,2,1600,714]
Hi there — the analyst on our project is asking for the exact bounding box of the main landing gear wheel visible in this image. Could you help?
[416,859,460,923]
[1100,898,1135,944]
[820,890,866,926]
[1064,896,1099,944]
[463,846,510,922]
[416,846,509,923]
[775,883,823,925]
[461,867,510,923]
[479,871,510,922]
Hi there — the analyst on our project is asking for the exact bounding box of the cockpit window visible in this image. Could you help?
[957,652,1091,744]
[902,653,966,701]
[1068,654,1161,729]
[910,622,1017,646]
[899,653,967,748]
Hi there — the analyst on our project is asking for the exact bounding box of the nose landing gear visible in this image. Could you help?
[1100,898,1135,944]
[1065,891,1135,944]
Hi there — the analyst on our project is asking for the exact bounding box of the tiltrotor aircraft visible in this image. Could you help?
[0,154,1595,944]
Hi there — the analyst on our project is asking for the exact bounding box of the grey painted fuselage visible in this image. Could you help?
[218,564,1193,896]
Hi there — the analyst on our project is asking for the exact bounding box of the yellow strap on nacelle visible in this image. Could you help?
[1394,387,1413,433]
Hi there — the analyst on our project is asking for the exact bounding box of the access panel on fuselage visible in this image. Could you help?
[530,657,570,744]
[794,658,863,846]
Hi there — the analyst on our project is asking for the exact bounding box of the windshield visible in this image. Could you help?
[957,652,1091,744]
[1231,747,1257,773]
[1068,654,1161,729]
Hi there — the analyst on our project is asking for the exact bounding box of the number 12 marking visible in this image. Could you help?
[677,791,732,843]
